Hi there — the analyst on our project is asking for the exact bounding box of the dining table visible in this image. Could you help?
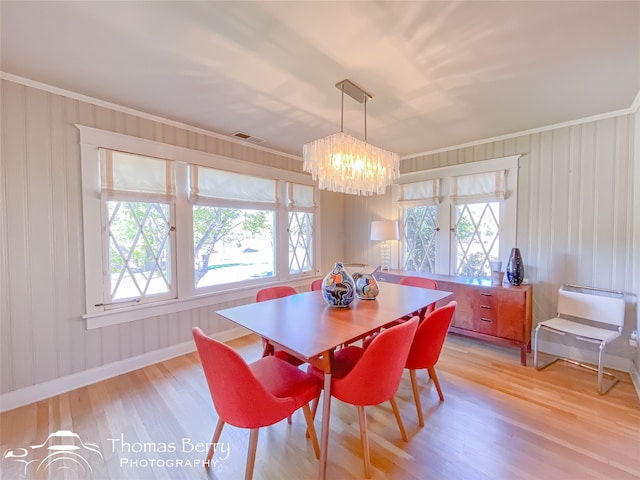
[216,280,452,480]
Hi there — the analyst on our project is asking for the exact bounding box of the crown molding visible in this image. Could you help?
[401,94,639,160]
[0,71,302,161]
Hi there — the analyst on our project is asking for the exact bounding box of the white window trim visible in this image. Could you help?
[394,155,521,275]
[78,125,318,329]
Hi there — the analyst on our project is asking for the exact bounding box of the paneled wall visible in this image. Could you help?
[1,76,636,407]
[348,114,638,362]
[0,79,344,404]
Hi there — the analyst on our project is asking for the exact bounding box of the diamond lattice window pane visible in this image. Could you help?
[454,201,500,279]
[402,206,437,272]
[288,212,314,274]
[107,201,172,300]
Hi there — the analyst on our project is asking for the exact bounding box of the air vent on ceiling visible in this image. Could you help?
[231,131,266,144]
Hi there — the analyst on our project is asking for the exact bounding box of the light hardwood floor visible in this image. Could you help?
[1,334,639,480]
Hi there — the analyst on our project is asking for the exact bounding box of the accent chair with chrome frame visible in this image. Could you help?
[533,284,626,395]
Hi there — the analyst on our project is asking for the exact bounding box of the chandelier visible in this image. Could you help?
[302,79,399,196]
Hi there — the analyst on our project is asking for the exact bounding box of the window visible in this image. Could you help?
[287,183,315,275]
[398,156,519,280]
[453,201,500,278]
[191,166,278,288]
[100,150,177,305]
[79,126,317,326]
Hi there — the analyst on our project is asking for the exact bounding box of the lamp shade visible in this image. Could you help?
[370,220,399,241]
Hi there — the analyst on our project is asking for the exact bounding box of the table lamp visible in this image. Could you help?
[370,220,399,271]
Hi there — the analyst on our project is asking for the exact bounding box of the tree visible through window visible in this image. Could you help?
[107,201,174,300]
[193,206,274,288]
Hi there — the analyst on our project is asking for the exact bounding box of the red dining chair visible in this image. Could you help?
[192,327,321,480]
[399,275,439,320]
[405,301,456,427]
[360,275,438,349]
[308,316,419,478]
[310,278,323,291]
[255,286,303,366]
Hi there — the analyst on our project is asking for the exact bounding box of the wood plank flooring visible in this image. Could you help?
[1,333,639,479]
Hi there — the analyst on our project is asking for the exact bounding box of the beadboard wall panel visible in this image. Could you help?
[0,78,339,404]
[378,114,637,361]
[633,106,640,383]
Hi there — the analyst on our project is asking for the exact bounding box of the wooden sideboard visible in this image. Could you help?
[374,270,533,365]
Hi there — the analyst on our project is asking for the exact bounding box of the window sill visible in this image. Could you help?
[83,277,317,329]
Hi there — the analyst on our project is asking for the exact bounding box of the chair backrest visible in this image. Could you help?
[405,301,457,370]
[557,285,625,328]
[256,285,297,302]
[192,327,294,428]
[310,279,323,291]
[333,317,419,406]
[399,276,438,315]
[399,275,438,291]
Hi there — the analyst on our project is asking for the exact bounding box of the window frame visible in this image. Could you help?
[395,155,520,276]
[78,126,318,328]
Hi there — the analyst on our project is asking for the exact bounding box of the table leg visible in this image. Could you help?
[318,353,333,480]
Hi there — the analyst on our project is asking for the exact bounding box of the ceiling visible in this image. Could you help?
[1,1,639,158]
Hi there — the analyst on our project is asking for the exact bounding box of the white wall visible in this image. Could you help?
[348,113,638,368]
[0,78,345,410]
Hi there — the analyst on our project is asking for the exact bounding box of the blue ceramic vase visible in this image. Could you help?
[506,247,524,286]
[322,262,355,307]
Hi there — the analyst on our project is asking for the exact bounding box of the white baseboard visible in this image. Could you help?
[0,326,250,414]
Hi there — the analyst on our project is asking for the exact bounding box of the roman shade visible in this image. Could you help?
[100,149,175,201]
[451,170,506,202]
[190,165,277,207]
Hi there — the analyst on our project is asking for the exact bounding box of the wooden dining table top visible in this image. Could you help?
[216,281,453,361]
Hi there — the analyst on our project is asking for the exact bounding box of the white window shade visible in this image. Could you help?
[398,179,440,207]
[100,149,175,201]
[452,170,505,202]
[288,183,315,208]
[191,165,277,205]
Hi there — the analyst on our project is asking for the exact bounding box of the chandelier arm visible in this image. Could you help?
[364,97,368,142]
[340,85,345,133]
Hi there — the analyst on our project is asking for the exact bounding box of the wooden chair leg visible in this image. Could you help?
[389,396,408,442]
[409,369,424,427]
[311,395,320,419]
[357,405,372,479]
[302,403,320,459]
[428,366,445,401]
[306,395,321,438]
[245,428,259,480]
[206,419,225,464]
